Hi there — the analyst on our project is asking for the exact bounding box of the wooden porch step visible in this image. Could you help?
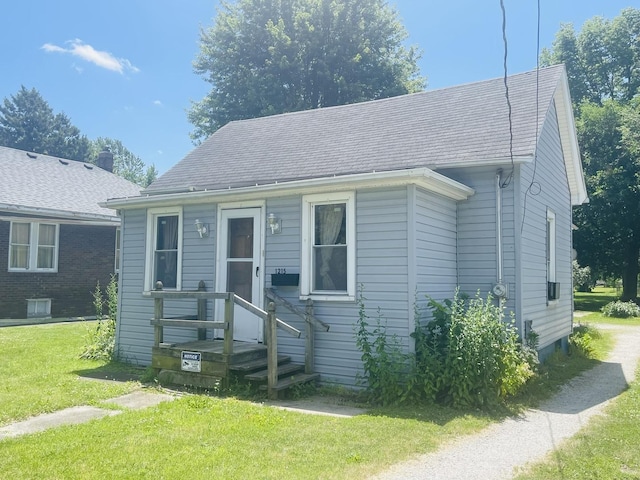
[229,355,291,373]
[258,373,320,392]
[244,362,304,382]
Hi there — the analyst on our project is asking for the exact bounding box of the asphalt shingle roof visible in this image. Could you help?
[146,65,565,194]
[0,146,141,219]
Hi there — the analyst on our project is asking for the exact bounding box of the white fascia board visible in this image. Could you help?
[0,203,120,225]
[555,73,589,206]
[103,167,475,210]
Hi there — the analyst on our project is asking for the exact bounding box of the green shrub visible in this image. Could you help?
[569,324,601,358]
[355,287,409,406]
[355,288,537,409]
[601,300,640,318]
[81,275,118,360]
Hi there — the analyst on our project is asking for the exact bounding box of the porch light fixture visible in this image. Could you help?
[267,213,281,234]
[194,218,209,238]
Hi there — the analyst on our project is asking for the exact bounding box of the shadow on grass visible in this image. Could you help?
[574,290,619,312]
[73,362,146,383]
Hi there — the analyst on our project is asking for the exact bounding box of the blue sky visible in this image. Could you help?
[0,1,633,175]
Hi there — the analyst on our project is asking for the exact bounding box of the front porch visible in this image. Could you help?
[149,282,327,398]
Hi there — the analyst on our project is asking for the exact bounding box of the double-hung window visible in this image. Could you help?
[9,221,58,272]
[301,192,355,300]
[546,209,558,301]
[146,208,182,290]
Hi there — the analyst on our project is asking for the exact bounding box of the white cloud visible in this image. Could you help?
[157,150,163,155]
[153,100,163,107]
[42,39,139,74]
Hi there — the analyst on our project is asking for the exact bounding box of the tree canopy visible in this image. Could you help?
[0,86,91,162]
[188,0,425,141]
[542,7,640,299]
[0,86,157,187]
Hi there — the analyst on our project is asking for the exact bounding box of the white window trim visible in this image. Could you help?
[300,191,355,301]
[144,207,183,291]
[8,221,59,272]
[547,209,556,283]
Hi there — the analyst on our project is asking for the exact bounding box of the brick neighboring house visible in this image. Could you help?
[0,146,141,319]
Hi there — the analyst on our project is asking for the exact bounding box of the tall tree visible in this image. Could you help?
[0,86,91,161]
[89,138,158,187]
[542,8,640,300]
[188,0,425,141]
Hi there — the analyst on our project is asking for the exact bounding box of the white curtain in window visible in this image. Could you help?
[10,223,30,268]
[37,224,56,269]
[317,204,345,290]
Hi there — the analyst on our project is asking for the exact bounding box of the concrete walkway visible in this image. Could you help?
[372,324,640,480]
[0,391,176,440]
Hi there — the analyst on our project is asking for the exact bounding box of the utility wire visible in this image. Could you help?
[521,0,542,234]
[500,0,514,188]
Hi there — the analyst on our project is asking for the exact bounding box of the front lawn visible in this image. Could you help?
[0,322,139,426]
[0,320,619,479]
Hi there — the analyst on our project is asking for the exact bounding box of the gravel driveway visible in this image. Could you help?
[372,323,640,480]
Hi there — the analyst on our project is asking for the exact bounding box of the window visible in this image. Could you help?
[27,299,51,318]
[114,228,121,273]
[9,222,58,272]
[301,192,355,300]
[547,209,559,301]
[145,208,182,290]
[546,209,556,283]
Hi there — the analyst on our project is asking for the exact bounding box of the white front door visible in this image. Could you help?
[217,207,263,342]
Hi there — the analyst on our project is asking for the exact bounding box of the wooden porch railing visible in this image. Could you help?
[265,288,329,374]
[149,281,301,399]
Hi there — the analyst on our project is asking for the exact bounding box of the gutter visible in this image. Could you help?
[102,167,475,210]
[0,203,120,224]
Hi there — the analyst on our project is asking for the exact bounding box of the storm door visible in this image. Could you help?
[217,208,263,342]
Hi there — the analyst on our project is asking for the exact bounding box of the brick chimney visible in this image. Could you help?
[97,148,114,172]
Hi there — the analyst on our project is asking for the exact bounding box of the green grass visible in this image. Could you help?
[0,322,140,426]
[574,286,620,312]
[514,365,640,480]
[0,396,493,479]
[0,320,618,479]
[576,311,640,327]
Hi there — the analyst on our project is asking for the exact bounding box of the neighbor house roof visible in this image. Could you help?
[143,64,586,204]
[0,146,141,222]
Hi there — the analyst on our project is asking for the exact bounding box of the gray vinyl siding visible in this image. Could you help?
[440,167,517,314]
[412,186,458,320]
[518,101,572,349]
[115,205,219,365]
[264,188,410,387]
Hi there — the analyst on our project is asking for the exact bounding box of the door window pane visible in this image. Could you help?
[227,261,253,302]
[228,218,253,258]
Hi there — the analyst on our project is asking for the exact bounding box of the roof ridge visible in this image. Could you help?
[225,65,565,127]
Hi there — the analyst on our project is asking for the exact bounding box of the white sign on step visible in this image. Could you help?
[181,351,202,372]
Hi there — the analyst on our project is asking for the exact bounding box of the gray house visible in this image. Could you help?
[106,65,587,387]
[0,146,141,319]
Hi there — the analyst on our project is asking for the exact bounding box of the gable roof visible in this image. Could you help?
[0,146,141,222]
[143,64,586,204]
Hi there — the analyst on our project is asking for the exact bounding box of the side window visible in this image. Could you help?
[301,192,355,300]
[114,228,121,273]
[9,221,58,272]
[146,209,182,290]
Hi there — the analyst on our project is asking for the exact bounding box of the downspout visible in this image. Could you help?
[492,169,508,299]
[496,170,504,286]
